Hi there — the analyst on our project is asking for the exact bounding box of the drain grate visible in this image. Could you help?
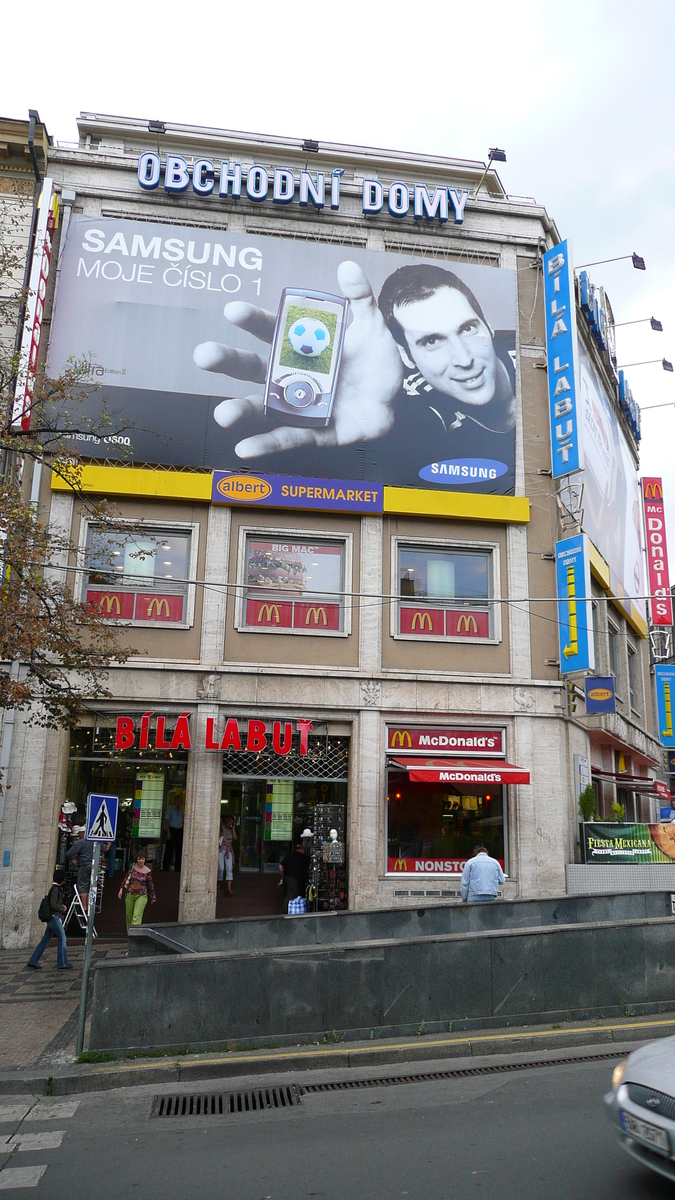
[151,1085,301,1118]
[300,1049,624,1094]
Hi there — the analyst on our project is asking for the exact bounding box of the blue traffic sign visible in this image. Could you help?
[86,793,119,842]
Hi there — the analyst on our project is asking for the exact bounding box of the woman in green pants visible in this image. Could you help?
[118,851,156,932]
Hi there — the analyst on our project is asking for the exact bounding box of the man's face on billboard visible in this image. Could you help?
[393,288,498,405]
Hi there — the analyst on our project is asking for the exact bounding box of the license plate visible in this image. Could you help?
[620,1110,671,1154]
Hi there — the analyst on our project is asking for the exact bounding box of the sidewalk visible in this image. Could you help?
[0,944,126,1071]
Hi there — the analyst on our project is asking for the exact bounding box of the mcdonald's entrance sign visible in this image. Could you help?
[386,726,504,755]
[642,476,672,626]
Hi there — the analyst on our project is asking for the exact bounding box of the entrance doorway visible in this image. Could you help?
[218,778,348,917]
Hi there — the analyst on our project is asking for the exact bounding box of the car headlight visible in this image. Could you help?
[612,1061,627,1090]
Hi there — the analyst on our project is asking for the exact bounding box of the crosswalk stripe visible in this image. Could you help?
[3,1132,65,1151]
[0,1107,31,1124]
[25,1100,79,1122]
[0,1165,48,1189]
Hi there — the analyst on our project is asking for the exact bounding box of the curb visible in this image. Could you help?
[2,1012,675,1096]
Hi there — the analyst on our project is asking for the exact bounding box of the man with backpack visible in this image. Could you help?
[27,866,72,970]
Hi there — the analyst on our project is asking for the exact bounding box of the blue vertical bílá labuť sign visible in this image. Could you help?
[543,241,583,478]
[556,534,595,674]
[655,665,675,748]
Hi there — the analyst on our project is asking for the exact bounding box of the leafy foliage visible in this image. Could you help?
[578,785,597,822]
[0,191,135,730]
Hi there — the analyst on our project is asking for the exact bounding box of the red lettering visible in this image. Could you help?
[170,712,192,751]
[115,716,135,751]
[273,721,293,755]
[220,718,242,751]
[155,716,171,750]
[296,719,313,755]
[139,710,153,750]
[205,717,220,750]
[247,719,267,752]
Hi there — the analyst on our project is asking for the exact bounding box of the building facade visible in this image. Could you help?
[0,112,661,947]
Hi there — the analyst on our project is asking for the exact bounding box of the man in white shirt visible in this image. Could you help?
[461,845,505,903]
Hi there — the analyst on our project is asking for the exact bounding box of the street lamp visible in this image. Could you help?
[575,252,646,271]
[614,317,663,331]
[473,148,507,198]
[616,359,673,371]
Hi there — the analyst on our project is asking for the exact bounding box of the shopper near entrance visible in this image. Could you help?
[163,791,185,872]
[460,845,505,903]
[66,827,109,912]
[27,867,72,970]
[119,851,156,932]
[279,838,309,909]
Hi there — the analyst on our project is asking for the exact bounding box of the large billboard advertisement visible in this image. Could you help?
[46,217,517,492]
[583,823,675,864]
[577,337,646,619]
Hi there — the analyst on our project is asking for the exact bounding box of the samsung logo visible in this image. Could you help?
[419,458,508,484]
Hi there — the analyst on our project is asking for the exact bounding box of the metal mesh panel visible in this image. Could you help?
[222,735,349,780]
[383,234,500,267]
[245,223,367,248]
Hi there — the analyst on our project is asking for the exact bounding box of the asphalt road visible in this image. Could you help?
[0,1055,672,1198]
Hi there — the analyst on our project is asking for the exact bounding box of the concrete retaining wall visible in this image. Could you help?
[91,913,675,1053]
[128,891,672,957]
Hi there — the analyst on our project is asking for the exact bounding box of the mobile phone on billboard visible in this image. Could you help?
[264,288,348,428]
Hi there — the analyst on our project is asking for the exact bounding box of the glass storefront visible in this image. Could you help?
[386,767,506,873]
[221,778,348,873]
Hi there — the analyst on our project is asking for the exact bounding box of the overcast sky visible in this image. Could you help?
[4,0,675,541]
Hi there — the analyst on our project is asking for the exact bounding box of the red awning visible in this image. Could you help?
[391,757,530,785]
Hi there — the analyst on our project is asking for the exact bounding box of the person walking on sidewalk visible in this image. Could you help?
[461,845,505,903]
[118,851,156,932]
[66,827,110,912]
[27,867,72,970]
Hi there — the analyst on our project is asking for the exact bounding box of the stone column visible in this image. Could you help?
[179,704,222,923]
[352,516,383,909]
[199,504,230,668]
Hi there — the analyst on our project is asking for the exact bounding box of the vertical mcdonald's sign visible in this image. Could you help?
[543,240,583,479]
[655,665,675,747]
[555,534,595,674]
[642,477,673,626]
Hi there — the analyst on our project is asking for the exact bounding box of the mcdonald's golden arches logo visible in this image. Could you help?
[411,610,433,631]
[456,614,478,634]
[258,604,281,624]
[147,597,171,618]
[644,481,663,500]
[392,858,408,871]
[98,594,121,616]
[390,730,413,749]
[305,606,327,626]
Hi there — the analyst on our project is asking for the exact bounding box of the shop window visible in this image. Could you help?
[237,530,351,635]
[80,522,197,627]
[393,539,499,642]
[627,643,639,712]
[386,769,505,874]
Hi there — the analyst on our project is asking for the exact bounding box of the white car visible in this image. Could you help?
[605,1037,675,1182]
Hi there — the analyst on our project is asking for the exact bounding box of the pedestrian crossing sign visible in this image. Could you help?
[86,793,119,842]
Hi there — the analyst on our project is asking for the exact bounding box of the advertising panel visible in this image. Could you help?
[655,665,675,748]
[543,241,582,478]
[577,338,646,619]
[584,677,616,713]
[642,477,673,625]
[555,534,595,674]
[47,217,517,491]
[12,179,59,431]
[212,471,383,513]
[386,726,504,754]
[583,823,675,864]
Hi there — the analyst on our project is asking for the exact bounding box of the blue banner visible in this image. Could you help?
[556,534,595,674]
[211,471,383,514]
[543,241,582,478]
[655,665,675,748]
[584,676,616,713]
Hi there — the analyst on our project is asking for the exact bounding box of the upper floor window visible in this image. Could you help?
[627,643,639,711]
[608,621,619,682]
[82,524,196,627]
[237,530,351,635]
[393,539,499,642]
